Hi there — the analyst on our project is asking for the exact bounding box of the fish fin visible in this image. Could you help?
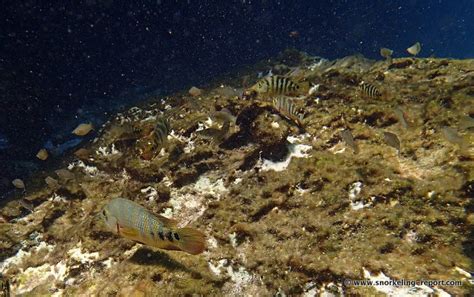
[154,215,178,227]
[118,225,140,239]
[158,242,181,251]
[132,239,147,245]
[175,227,206,255]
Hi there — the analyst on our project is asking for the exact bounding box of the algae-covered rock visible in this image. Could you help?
[1,51,473,296]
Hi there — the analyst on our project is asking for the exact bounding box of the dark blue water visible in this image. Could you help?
[0,0,473,185]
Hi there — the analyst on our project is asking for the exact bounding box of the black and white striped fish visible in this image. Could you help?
[359,81,381,98]
[154,116,171,144]
[250,75,304,96]
[272,96,304,127]
[137,116,171,160]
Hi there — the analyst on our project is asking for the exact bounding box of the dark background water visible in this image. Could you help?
[0,0,473,189]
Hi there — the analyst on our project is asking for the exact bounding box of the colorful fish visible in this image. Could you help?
[100,198,206,255]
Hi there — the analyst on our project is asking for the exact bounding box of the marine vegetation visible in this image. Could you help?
[0,49,473,296]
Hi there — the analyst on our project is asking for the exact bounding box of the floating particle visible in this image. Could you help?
[289,30,300,38]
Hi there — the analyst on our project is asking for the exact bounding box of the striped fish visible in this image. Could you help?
[100,198,206,255]
[272,96,304,127]
[0,275,10,297]
[137,116,170,160]
[250,75,303,97]
[359,81,381,98]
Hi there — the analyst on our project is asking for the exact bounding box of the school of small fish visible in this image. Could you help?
[8,40,472,263]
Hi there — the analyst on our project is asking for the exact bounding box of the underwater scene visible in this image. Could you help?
[0,1,473,296]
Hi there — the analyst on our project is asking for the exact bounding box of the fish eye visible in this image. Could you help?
[102,210,107,218]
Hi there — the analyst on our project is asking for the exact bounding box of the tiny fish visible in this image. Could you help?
[459,116,474,131]
[100,198,206,255]
[188,86,202,97]
[359,81,381,98]
[74,148,91,159]
[272,96,304,127]
[288,30,300,38]
[137,116,170,160]
[198,109,234,142]
[441,126,465,146]
[212,108,236,125]
[55,169,75,181]
[19,199,34,213]
[72,123,94,136]
[393,106,409,129]
[197,127,228,142]
[248,75,305,97]
[340,129,359,154]
[36,148,49,160]
[12,178,25,189]
[383,131,401,153]
[380,47,393,62]
[407,42,421,56]
[45,176,60,189]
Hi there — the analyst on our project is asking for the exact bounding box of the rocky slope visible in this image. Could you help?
[1,50,473,296]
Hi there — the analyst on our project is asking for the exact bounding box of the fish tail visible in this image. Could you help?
[175,227,206,255]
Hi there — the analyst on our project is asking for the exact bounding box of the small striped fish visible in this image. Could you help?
[100,198,206,255]
[0,275,9,297]
[272,96,304,127]
[250,75,302,96]
[137,116,170,160]
[359,81,381,98]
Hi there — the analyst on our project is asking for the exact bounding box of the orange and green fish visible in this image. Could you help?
[100,198,206,255]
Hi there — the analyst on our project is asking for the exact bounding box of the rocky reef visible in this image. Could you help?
[0,49,473,296]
